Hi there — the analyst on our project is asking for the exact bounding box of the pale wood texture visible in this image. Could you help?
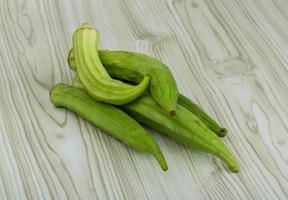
[0,0,288,199]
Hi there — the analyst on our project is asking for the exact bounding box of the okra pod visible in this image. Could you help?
[72,24,150,105]
[50,83,168,171]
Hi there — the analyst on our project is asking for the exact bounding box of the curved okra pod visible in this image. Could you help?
[50,83,168,171]
[178,94,227,137]
[121,94,239,172]
[69,49,178,115]
[69,50,227,134]
[72,24,150,105]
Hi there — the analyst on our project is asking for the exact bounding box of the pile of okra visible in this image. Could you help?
[50,23,239,172]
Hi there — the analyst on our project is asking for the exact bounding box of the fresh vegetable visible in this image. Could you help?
[50,83,168,171]
[49,24,239,173]
[72,23,150,105]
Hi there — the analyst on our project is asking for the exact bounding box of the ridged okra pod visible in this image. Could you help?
[121,94,239,172]
[50,83,167,171]
[72,24,150,105]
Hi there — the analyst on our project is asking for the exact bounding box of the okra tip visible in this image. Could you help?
[225,155,240,173]
[153,151,168,171]
[49,83,66,108]
[229,163,240,173]
[219,128,228,137]
[169,110,176,116]
[49,84,57,100]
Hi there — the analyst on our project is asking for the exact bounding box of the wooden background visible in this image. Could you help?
[0,0,288,199]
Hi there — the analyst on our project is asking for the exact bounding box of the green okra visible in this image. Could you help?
[121,94,239,173]
[69,49,178,116]
[68,50,227,135]
[178,94,227,137]
[72,24,150,105]
[50,83,168,171]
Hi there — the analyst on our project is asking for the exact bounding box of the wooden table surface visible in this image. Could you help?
[1,0,288,199]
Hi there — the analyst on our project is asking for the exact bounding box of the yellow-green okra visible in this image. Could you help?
[72,24,150,105]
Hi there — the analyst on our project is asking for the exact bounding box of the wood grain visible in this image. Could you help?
[0,0,287,199]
